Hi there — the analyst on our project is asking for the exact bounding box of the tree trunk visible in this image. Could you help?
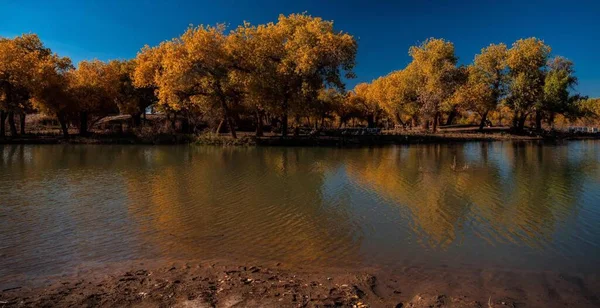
[294,115,300,137]
[431,113,439,133]
[446,109,457,125]
[216,119,224,134]
[181,117,190,134]
[547,112,555,130]
[8,112,18,136]
[281,98,289,137]
[478,111,489,131]
[0,111,6,137]
[226,115,236,139]
[367,114,375,128]
[132,113,142,127]
[219,98,236,139]
[79,111,88,136]
[512,111,520,130]
[19,113,26,135]
[422,119,430,131]
[394,112,405,131]
[58,115,69,139]
[255,111,263,137]
[170,112,177,131]
[535,110,543,133]
[281,113,288,137]
[517,114,527,132]
[394,112,405,126]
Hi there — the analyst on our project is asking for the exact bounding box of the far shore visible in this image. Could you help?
[1,128,599,146]
[1,259,598,307]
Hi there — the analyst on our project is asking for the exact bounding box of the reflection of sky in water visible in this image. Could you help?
[1,142,599,285]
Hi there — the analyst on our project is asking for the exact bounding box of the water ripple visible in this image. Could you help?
[1,142,600,282]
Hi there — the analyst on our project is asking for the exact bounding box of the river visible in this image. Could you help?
[1,142,599,286]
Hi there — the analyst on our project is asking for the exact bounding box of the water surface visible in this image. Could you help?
[1,142,599,282]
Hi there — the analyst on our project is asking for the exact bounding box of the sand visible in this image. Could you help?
[1,259,598,307]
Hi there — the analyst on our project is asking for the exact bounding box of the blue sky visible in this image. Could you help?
[1,0,599,96]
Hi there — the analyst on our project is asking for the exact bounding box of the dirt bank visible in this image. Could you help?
[0,133,194,145]
[3,129,599,146]
[1,260,598,307]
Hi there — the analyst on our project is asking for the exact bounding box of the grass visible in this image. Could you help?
[195,132,257,146]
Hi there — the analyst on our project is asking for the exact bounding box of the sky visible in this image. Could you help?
[1,0,599,96]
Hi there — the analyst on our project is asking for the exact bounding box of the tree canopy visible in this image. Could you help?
[0,15,597,139]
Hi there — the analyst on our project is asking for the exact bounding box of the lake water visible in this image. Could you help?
[1,142,599,283]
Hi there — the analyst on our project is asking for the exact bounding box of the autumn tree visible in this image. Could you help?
[4,23,594,137]
[311,88,344,129]
[542,56,578,128]
[365,77,388,126]
[29,51,74,138]
[68,60,121,136]
[408,38,459,132]
[108,60,156,127]
[0,34,53,136]
[575,97,600,120]
[347,82,383,128]
[376,65,421,128]
[134,25,245,137]
[506,37,551,132]
[241,13,357,136]
[454,43,508,130]
[331,91,361,128]
[226,22,265,136]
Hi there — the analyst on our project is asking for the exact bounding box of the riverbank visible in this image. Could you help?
[2,130,598,146]
[1,260,598,307]
[0,133,195,145]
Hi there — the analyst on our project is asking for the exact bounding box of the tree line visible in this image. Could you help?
[1,13,599,139]
[362,37,596,133]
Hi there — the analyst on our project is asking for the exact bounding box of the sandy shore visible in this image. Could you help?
[1,260,598,307]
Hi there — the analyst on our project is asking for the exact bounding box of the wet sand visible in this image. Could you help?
[1,259,598,307]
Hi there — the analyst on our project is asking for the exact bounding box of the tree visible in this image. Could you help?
[1,34,74,138]
[109,60,157,127]
[366,77,389,126]
[348,82,382,128]
[369,65,421,129]
[312,88,344,129]
[409,38,459,132]
[241,13,357,136]
[577,97,600,120]
[68,60,120,136]
[29,52,74,138]
[542,56,578,128]
[134,25,245,138]
[454,43,508,130]
[506,37,551,132]
[332,91,361,128]
[4,23,596,138]
[0,34,51,136]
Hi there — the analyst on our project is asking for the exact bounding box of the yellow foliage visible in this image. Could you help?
[453,43,508,118]
[0,34,73,118]
[408,38,459,119]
